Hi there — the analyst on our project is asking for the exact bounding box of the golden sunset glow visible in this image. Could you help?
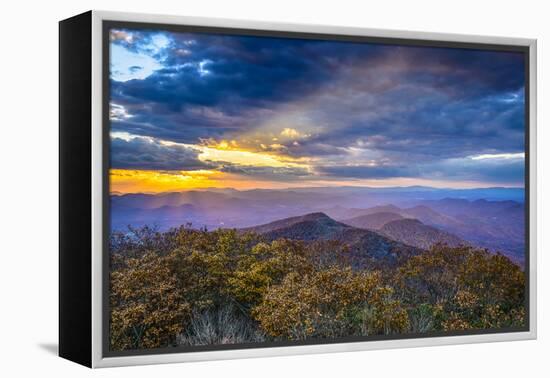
[110,168,512,194]
[111,168,315,193]
[110,131,322,193]
[197,144,309,169]
[124,136,311,169]
[110,169,225,193]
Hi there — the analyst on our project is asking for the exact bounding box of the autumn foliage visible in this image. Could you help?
[109,226,526,351]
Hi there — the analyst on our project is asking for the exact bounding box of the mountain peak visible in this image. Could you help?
[300,212,332,221]
[240,212,341,235]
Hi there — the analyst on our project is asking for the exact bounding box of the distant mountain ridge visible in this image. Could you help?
[337,201,524,261]
[418,198,525,262]
[109,188,525,264]
[336,204,459,228]
[343,212,406,230]
[378,218,465,250]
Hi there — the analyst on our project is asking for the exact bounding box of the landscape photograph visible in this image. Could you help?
[107,27,527,352]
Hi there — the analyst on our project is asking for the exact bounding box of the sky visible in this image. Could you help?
[108,27,526,194]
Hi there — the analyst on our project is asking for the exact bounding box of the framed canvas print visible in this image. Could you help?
[59,10,537,368]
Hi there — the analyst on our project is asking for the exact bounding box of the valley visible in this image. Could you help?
[110,186,525,264]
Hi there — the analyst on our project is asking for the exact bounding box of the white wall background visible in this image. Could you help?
[0,0,546,376]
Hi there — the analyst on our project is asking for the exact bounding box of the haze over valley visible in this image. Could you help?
[111,186,525,264]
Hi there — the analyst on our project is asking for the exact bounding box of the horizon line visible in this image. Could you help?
[110,184,525,196]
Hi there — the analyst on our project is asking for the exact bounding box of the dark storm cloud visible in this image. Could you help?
[109,31,387,143]
[109,105,252,143]
[388,47,525,99]
[277,47,525,166]
[318,155,524,185]
[306,86,525,161]
[110,137,212,171]
[318,165,415,179]
[430,156,525,183]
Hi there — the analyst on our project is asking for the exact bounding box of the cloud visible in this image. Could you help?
[110,30,173,82]
[110,136,212,171]
[108,27,526,186]
[108,33,354,142]
[109,103,133,121]
[219,164,310,178]
[110,30,133,43]
[280,128,305,139]
[428,154,525,184]
[110,44,163,82]
[267,48,525,163]
[111,33,334,110]
[110,132,313,183]
[318,165,414,179]
[317,152,525,185]
[470,152,525,160]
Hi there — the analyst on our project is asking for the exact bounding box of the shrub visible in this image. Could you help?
[227,240,313,307]
[109,227,526,351]
[110,252,190,350]
[396,244,525,331]
[252,267,409,339]
[177,305,265,346]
